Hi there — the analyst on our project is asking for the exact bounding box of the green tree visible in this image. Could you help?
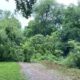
[14,0,36,18]
[24,0,64,37]
[0,11,24,61]
[61,5,80,42]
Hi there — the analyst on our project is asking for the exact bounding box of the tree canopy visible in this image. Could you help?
[1,0,80,68]
[14,0,36,18]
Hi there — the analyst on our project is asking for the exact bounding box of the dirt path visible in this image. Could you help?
[19,63,72,80]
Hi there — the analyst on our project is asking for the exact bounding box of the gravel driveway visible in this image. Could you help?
[19,63,72,80]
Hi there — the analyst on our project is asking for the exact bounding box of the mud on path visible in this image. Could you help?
[19,63,72,80]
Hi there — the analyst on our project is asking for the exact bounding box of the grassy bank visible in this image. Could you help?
[41,61,80,80]
[0,62,24,80]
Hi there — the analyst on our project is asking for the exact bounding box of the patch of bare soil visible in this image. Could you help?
[19,63,72,80]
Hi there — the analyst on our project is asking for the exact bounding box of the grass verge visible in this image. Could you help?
[0,62,24,80]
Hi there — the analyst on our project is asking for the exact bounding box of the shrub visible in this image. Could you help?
[61,40,80,68]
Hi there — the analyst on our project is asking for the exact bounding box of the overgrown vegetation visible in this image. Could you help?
[0,0,80,69]
[23,0,80,69]
[0,11,24,61]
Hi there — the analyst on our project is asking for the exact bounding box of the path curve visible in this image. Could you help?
[19,63,72,80]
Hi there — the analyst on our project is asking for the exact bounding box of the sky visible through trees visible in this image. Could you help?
[0,0,78,28]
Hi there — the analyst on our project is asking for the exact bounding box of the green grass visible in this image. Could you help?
[0,62,24,80]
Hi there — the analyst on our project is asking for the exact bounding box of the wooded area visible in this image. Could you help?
[0,0,80,69]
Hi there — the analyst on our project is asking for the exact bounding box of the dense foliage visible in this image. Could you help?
[0,11,24,61]
[1,0,80,68]
[23,0,80,68]
[14,0,36,18]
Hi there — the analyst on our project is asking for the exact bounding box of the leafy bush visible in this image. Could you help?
[31,53,58,62]
[22,34,45,62]
[61,40,80,68]
[22,34,59,62]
